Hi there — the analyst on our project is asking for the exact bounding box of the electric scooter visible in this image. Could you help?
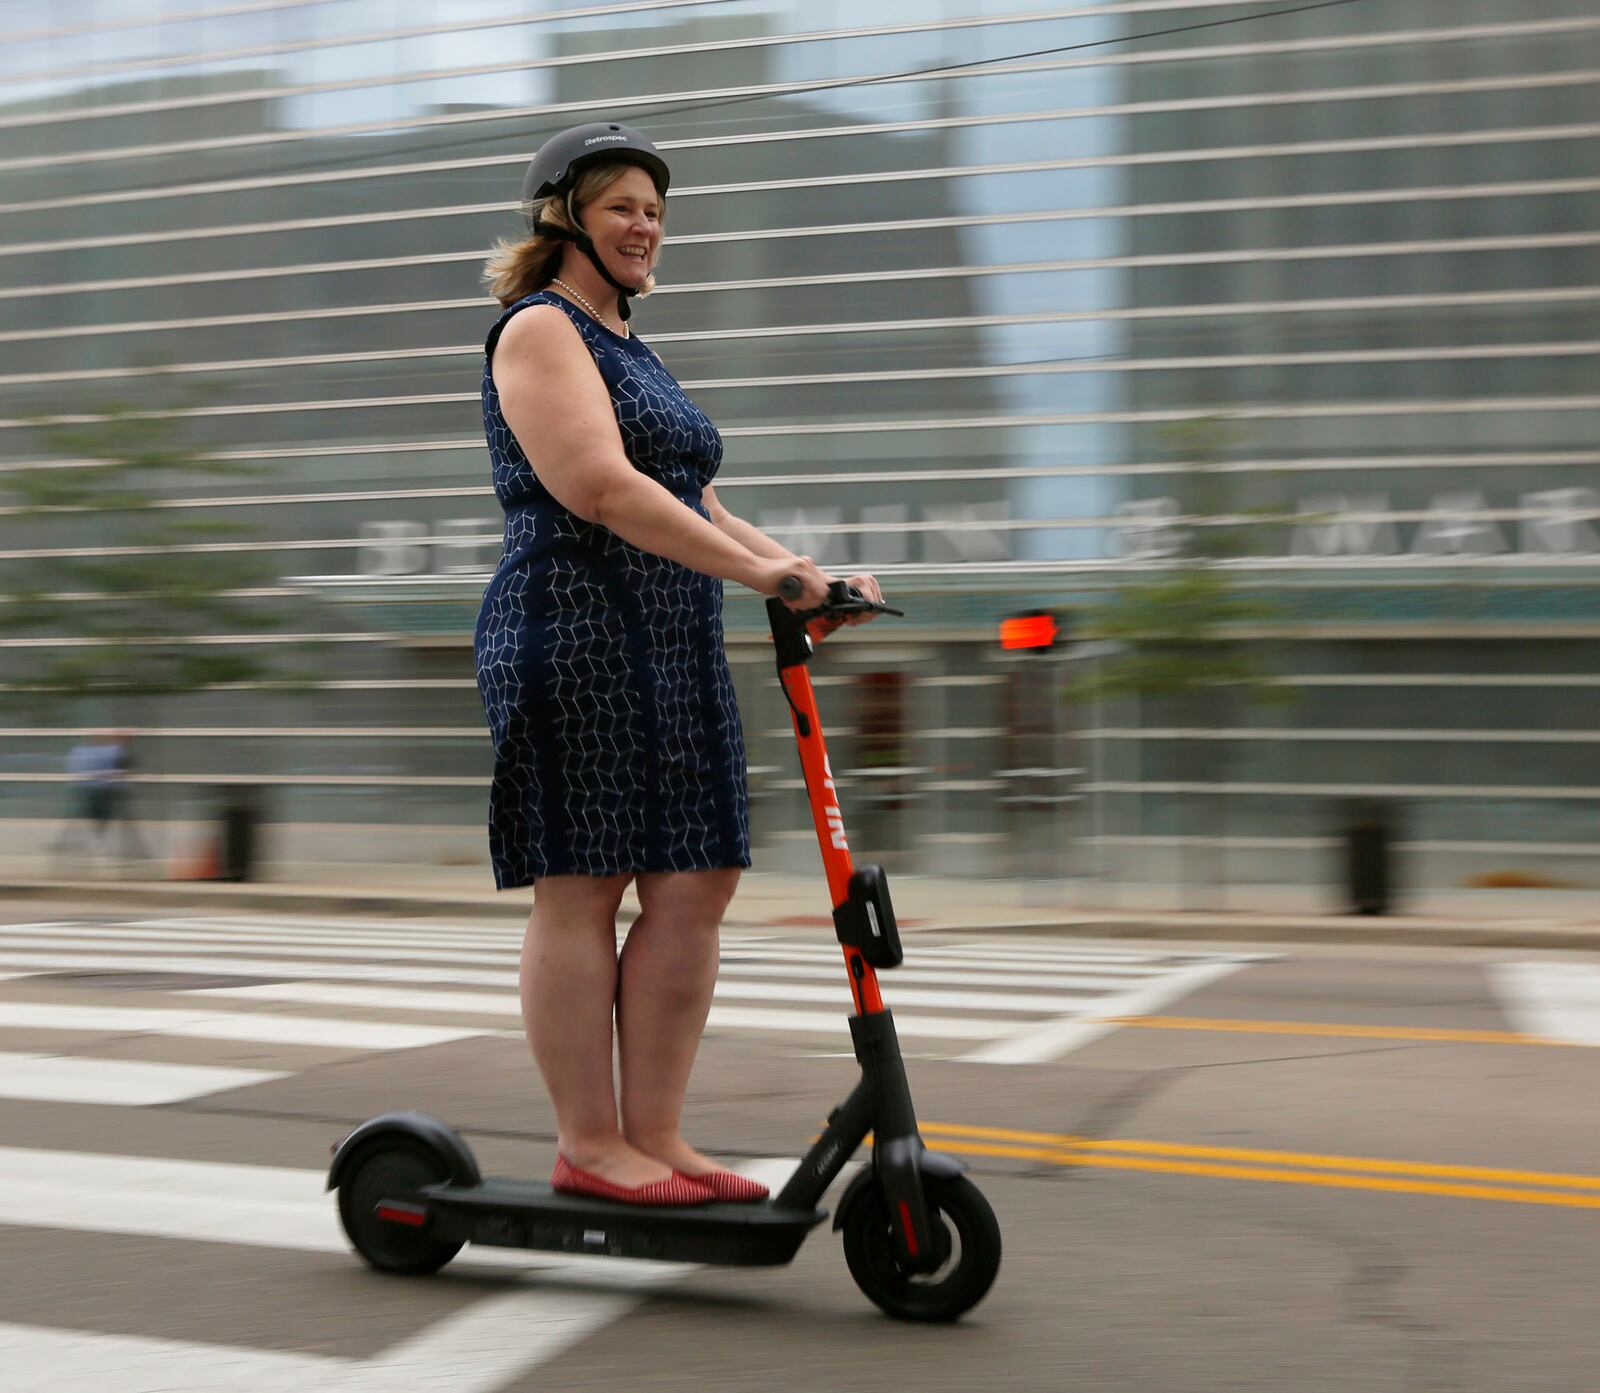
[328,581,1002,1322]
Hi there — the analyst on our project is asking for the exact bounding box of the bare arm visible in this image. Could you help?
[703,483,797,562]
[492,307,825,603]
[705,483,889,626]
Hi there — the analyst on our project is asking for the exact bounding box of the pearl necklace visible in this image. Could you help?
[551,278,626,337]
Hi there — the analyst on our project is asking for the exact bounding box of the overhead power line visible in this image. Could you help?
[43,0,1368,202]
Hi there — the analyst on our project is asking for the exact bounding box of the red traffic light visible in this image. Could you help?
[999,612,1059,650]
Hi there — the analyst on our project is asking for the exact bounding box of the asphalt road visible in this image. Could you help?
[3,902,1600,1391]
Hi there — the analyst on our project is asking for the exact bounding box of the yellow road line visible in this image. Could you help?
[1103,1014,1570,1047]
[910,1121,1600,1206]
[1062,1152,1600,1210]
[931,1120,1581,1182]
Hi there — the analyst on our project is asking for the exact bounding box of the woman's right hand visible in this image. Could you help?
[758,555,831,610]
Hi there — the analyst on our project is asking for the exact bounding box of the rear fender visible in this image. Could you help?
[326,1111,481,1192]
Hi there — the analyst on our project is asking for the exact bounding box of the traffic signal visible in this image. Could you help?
[998,610,1063,652]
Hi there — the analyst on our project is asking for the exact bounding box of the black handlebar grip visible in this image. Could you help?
[777,576,803,601]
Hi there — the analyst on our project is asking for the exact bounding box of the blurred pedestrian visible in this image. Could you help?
[474,122,883,1205]
[50,730,148,871]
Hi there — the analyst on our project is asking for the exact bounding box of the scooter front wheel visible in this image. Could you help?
[840,1173,1001,1322]
[337,1137,463,1276]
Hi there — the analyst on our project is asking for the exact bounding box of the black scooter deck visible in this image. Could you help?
[413,1177,828,1267]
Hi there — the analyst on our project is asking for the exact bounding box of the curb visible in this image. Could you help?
[5,880,1600,950]
[1,881,519,920]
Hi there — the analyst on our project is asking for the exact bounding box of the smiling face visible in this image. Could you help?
[576,163,664,289]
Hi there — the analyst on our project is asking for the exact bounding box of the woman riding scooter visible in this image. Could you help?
[474,122,885,1204]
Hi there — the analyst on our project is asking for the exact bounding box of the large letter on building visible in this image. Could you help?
[358,521,429,576]
[1520,488,1600,555]
[1291,494,1400,558]
[1410,492,1507,556]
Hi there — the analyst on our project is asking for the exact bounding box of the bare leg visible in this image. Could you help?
[522,872,673,1187]
[618,867,741,1176]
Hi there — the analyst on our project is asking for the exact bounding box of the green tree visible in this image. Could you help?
[0,392,297,865]
[0,396,287,702]
[1074,418,1295,909]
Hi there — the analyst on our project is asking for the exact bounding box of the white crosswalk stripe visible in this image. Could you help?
[1491,961,1600,1045]
[0,1001,483,1051]
[0,913,1266,1077]
[0,1050,284,1105]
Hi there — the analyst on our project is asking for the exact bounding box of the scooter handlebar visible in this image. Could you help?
[775,577,904,620]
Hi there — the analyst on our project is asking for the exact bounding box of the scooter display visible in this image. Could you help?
[328,581,1002,1322]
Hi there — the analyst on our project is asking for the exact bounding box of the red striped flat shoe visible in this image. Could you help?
[684,1169,769,1203]
[550,1154,714,1207]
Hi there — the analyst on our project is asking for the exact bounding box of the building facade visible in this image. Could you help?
[0,1,1595,897]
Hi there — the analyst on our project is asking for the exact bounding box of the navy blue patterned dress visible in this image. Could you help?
[474,290,750,888]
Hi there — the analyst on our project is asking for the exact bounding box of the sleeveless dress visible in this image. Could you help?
[473,290,750,888]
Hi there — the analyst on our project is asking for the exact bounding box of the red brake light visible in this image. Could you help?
[999,614,1058,650]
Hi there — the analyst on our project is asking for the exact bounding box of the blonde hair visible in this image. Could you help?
[483,161,666,308]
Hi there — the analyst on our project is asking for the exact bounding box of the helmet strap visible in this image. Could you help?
[531,218,636,322]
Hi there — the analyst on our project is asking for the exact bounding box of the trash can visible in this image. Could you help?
[1344,799,1394,916]
[218,795,260,882]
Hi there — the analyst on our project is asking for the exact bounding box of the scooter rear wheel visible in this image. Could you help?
[337,1137,463,1276]
[840,1173,1001,1322]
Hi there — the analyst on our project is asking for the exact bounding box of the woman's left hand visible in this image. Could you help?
[844,572,884,624]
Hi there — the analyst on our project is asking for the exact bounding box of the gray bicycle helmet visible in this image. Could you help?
[521,122,670,321]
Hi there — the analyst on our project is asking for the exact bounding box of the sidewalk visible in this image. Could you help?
[5,861,1600,950]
